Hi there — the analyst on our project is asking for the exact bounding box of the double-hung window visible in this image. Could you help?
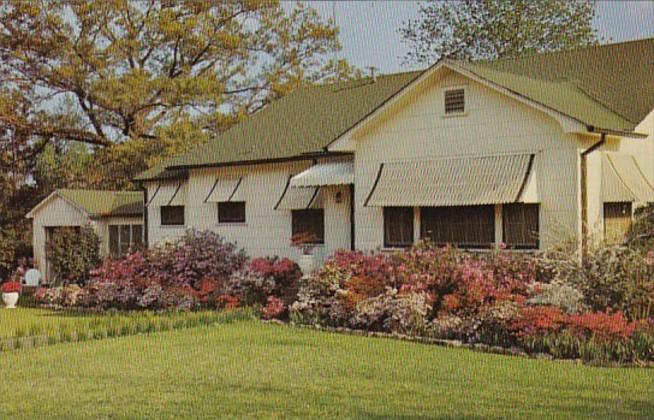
[161,206,185,226]
[109,224,143,257]
[421,205,494,249]
[604,202,632,245]
[384,207,414,248]
[218,202,246,224]
[291,209,324,244]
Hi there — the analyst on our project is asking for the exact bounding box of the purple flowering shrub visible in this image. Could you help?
[69,230,247,310]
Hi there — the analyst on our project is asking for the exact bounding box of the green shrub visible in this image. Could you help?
[541,243,654,320]
[45,226,100,285]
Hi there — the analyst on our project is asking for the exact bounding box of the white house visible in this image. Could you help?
[26,189,143,283]
[33,39,654,269]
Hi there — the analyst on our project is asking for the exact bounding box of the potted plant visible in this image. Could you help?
[1,281,22,309]
[291,232,319,276]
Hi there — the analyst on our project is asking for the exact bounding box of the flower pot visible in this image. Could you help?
[298,254,316,276]
[2,292,19,309]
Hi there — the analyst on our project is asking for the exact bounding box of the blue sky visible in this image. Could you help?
[301,1,654,73]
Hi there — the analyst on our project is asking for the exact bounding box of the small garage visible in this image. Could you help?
[26,189,144,284]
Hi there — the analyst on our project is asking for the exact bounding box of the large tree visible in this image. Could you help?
[0,0,354,182]
[400,0,600,64]
[0,0,356,271]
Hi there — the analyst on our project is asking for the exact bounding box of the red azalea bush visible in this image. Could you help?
[262,296,285,319]
[222,257,301,318]
[1,281,22,294]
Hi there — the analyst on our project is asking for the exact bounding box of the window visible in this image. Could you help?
[604,202,632,245]
[218,201,246,224]
[503,204,539,249]
[109,224,144,257]
[161,205,185,226]
[444,88,465,114]
[292,209,324,244]
[421,205,494,249]
[384,207,414,248]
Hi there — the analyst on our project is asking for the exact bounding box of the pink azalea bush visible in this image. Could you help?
[291,242,654,364]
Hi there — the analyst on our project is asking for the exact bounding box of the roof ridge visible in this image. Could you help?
[469,37,654,65]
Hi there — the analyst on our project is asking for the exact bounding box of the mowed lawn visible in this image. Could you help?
[0,307,91,337]
[0,320,652,419]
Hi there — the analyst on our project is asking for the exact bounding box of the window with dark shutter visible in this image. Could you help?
[604,202,632,245]
[421,205,494,249]
[503,204,539,249]
[444,88,465,114]
[161,206,185,226]
[292,209,324,243]
[218,201,246,223]
[384,207,414,248]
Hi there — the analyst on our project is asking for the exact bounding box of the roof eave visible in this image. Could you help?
[162,151,352,173]
[587,126,649,139]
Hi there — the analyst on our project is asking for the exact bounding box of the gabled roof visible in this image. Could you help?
[136,38,654,181]
[134,71,421,181]
[457,37,654,132]
[26,189,143,219]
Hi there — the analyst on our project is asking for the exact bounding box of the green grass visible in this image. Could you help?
[0,320,652,419]
[0,307,88,338]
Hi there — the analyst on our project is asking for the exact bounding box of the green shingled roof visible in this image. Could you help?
[136,38,654,181]
[134,71,421,180]
[456,37,654,132]
[57,189,143,217]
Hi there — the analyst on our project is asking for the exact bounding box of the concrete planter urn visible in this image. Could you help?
[1,281,22,309]
[297,254,316,276]
[2,292,19,309]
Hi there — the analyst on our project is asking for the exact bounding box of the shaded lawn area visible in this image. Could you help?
[0,320,652,419]
[0,307,90,338]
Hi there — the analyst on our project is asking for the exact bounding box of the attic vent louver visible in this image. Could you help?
[444,88,465,114]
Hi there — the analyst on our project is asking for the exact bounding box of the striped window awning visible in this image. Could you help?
[205,177,245,203]
[364,153,536,207]
[275,175,324,210]
[290,161,354,187]
[602,153,654,203]
[146,182,187,207]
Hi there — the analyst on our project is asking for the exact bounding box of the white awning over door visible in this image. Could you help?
[290,161,354,187]
[364,153,536,207]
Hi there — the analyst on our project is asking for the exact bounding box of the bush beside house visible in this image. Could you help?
[44,226,100,285]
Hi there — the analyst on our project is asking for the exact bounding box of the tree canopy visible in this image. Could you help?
[0,0,356,271]
[400,0,600,64]
[0,0,354,182]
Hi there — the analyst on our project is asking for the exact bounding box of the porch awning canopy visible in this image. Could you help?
[364,153,536,207]
[275,176,324,210]
[290,161,354,187]
[602,153,654,203]
[146,182,187,207]
[204,177,245,203]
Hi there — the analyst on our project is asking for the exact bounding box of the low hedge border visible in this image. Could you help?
[270,321,654,368]
[0,309,255,352]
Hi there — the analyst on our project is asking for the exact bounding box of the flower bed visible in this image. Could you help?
[35,230,301,317]
[290,243,654,365]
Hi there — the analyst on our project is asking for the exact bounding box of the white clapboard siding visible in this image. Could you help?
[352,70,580,251]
